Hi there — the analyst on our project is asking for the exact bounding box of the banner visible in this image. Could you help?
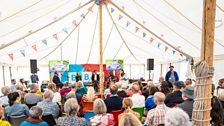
[106,59,124,70]
[49,60,69,72]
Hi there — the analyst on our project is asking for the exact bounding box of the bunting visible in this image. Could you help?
[72,20,77,27]
[157,42,161,48]
[32,44,37,52]
[42,40,47,45]
[126,21,131,27]
[165,46,168,52]
[111,8,115,13]
[118,15,123,20]
[150,38,154,43]
[135,27,139,32]
[20,49,25,57]
[62,27,68,34]
[53,34,58,41]
[88,7,93,13]
[172,50,176,54]
[80,13,85,18]
[8,53,13,61]
[143,32,146,38]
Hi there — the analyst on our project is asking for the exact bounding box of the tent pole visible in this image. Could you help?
[2,66,5,86]
[99,1,103,98]
[160,64,163,77]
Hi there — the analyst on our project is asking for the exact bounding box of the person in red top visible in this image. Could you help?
[60,82,71,96]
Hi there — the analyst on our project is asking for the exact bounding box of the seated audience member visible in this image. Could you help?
[20,106,48,126]
[217,89,224,108]
[47,83,61,103]
[37,90,60,118]
[19,78,27,91]
[165,108,191,126]
[145,86,159,110]
[118,98,140,119]
[129,82,145,108]
[90,98,114,126]
[0,86,11,107]
[5,92,30,119]
[16,84,26,103]
[145,92,169,126]
[177,86,194,119]
[165,81,184,107]
[66,92,81,104]
[157,77,165,90]
[104,83,112,98]
[76,81,87,95]
[211,96,224,126]
[215,78,224,96]
[24,83,42,105]
[82,87,97,102]
[104,84,123,113]
[116,82,128,98]
[160,81,171,96]
[127,83,142,97]
[60,81,71,96]
[185,78,192,87]
[0,105,11,126]
[10,79,17,92]
[119,113,142,126]
[57,98,87,126]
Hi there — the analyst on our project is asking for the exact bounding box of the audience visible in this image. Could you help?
[177,86,194,119]
[20,106,48,126]
[118,98,140,119]
[47,83,61,103]
[145,86,159,110]
[0,86,11,107]
[0,105,11,126]
[119,113,142,126]
[82,87,97,102]
[145,92,168,126]
[117,82,128,98]
[76,81,87,95]
[19,78,27,90]
[5,92,30,119]
[66,92,81,103]
[90,98,114,126]
[211,96,224,126]
[37,90,60,118]
[165,81,184,107]
[57,98,87,126]
[185,78,192,87]
[104,84,122,113]
[24,83,42,106]
[16,84,26,103]
[165,107,191,126]
[10,79,17,92]
[60,81,71,97]
[160,81,171,96]
[129,83,145,108]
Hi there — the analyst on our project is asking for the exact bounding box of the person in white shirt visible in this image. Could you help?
[129,82,145,108]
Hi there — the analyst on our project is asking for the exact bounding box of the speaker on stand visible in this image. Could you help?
[147,59,154,80]
[30,59,37,74]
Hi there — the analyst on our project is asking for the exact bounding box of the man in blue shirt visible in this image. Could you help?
[10,79,17,92]
[165,66,179,88]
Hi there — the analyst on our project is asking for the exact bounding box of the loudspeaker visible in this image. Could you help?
[30,59,37,73]
[147,59,154,70]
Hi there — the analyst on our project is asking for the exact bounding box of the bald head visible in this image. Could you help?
[154,92,166,105]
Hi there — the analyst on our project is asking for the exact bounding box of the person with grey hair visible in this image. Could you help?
[90,98,115,126]
[0,86,11,107]
[20,106,48,126]
[24,83,42,107]
[76,81,87,95]
[57,98,88,126]
[37,90,60,118]
[165,108,191,126]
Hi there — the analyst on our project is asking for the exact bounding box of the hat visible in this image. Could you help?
[182,86,194,99]
[173,81,183,88]
[169,66,174,68]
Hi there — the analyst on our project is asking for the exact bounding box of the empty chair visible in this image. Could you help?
[8,115,27,126]
[42,114,56,126]
[110,110,123,125]
[132,107,144,120]
[82,102,93,113]
[84,111,96,125]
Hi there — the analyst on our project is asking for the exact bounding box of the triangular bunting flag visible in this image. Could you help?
[8,53,13,61]
[72,20,77,26]
[118,15,123,21]
[32,44,37,52]
[111,8,115,13]
[42,40,47,45]
[143,32,146,38]
[53,34,58,41]
[180,53,183,57]
[19,49,25,57]
[135,27,139,32]
[150,38,154,43]
[165,46,168,52]
[126,21,131,27]
[157,42,161,48]
[88,7,93,13]
[62,27,68,34]
[80,13,85,18]
[172,50,176,54]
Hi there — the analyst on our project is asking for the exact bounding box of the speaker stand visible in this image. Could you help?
[149,70,151,80]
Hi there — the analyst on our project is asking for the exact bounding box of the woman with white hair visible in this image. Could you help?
[165,107,191,126]
[57,98,88,126]
[47,83,61,103]
[0,86,11,107]
[119,113,142,126]
[76,81,87,95]
[89,98,114,126]
[20,106,48,126]
[82,87,97,102]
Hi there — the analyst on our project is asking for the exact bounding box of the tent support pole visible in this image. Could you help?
[160,64,163,77]
[2,66,5,86]
[99,1,103,98]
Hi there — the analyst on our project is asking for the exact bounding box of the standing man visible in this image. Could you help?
[10,79,17,92]
[91,70,100,92]
[53,72,62,89]
[30,73,39,83]
[165,66,179,88]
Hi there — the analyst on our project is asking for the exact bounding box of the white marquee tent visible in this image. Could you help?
[0,0,223,87]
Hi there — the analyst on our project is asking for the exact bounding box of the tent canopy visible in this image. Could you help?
[0,0,224,66]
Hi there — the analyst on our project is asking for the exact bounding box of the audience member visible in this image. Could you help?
[82,87,97,102]
[211,96,224,126]
[37,90,60,118]
[24,83,42,105]
[0,105,11,126]
[160,81,171,95]
[5,92,29,119]
[185,78,192,87]
[20,106,48,126]
[104,84,122,113]
[165,108,191,126]
[215,78,224,96]
[76,81,87,95]
[66,92,81,104]
[57,98,87,126]
[118,113,142,126]
[10,79,17,92]
[165,81,183,107]
[0,86,10,107]
[19,78,27,90]
[16,84,26,103]
[52,72,62,89]
[118,98,140,119]
[90,98,115,126]
[60,81,71,96]
[47,83,61,103]
[145,86,159,110]
[177,86,194,119]
[129,83,145,108]
[145,92,169,126]
[116,82,128,98]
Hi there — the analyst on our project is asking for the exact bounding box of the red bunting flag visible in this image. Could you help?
[88,7,93,13]
[72,20,77,27]
[165,46,168,52]
[32,44,37,52]
[8,53,13,61]
[150,38,154,43]
[53,34,58,41]
[135,27,139,32]
[118,15,123,21]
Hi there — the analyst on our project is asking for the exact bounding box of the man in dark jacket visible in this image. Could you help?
[165,81,184,107]
[53,72,62,88]
[165,66,179,88]
[91,70,100,92]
